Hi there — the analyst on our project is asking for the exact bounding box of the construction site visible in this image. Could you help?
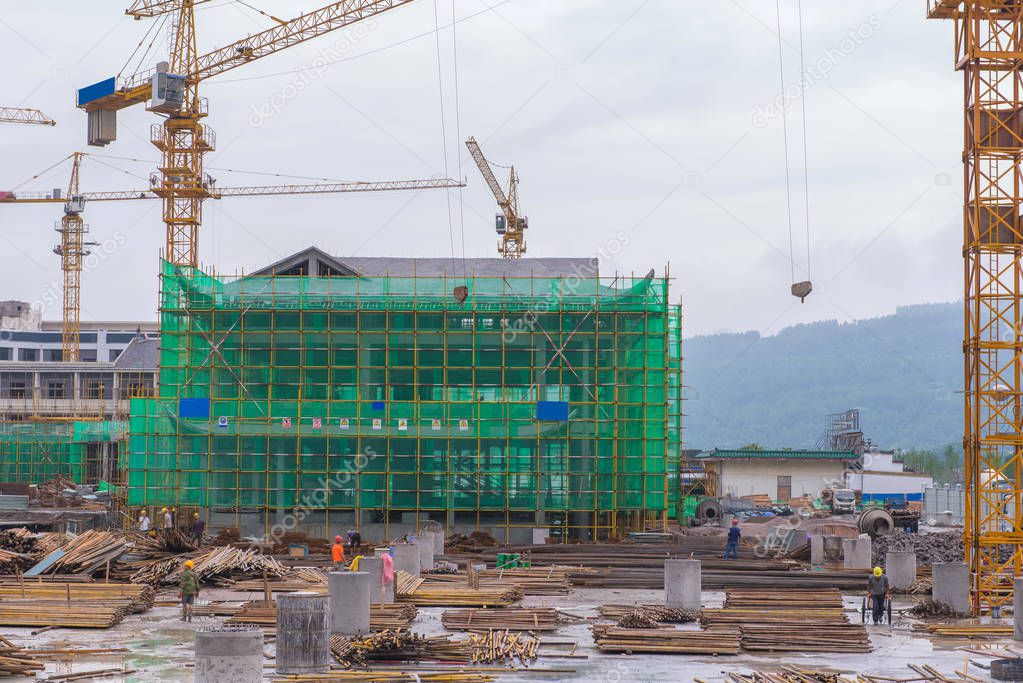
[0,0,1021,681]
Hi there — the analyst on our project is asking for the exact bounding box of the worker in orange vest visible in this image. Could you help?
[331,535,346,571]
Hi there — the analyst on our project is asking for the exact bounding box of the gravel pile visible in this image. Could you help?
[871,531,963,566]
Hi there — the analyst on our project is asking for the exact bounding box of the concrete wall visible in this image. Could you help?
[717,459,846,499]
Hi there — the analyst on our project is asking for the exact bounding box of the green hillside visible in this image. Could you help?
[683,302,961,452]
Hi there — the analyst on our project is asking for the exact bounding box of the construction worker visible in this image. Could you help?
[331,535,346,571]
[867,566,890,624]
[346,528,362,553]
[138,509,150,533]
[179,559,199,622]
[191,512,206,541]
[724,518,741,560]
[162,507,174,541]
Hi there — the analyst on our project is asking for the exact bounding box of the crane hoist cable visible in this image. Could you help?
[775,0,813,303]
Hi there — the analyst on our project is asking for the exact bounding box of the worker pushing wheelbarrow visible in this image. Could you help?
[861,566,893,625]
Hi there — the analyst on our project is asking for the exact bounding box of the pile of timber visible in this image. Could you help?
[330,628,538,668]
[441,607,582,632]
[233,567,327,592]
[46,530,129,575]
[700,589,871,653]
[0,600,131,628]
[445,542,867,590]
[0,528,37,555]
[725,665,844,682]
[598,604,699,624]
[424,567,572,595]
[0,581,155,612]
[128,545,287,586]
[913,623,1013,638]
[592,625,741,655]
[0,637,43,678]
[0,549,31,573]
[227,600,417,631]
[400,585,523,608]
[271,672,495,683]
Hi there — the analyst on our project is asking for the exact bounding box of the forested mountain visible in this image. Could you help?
[683,302,961,452]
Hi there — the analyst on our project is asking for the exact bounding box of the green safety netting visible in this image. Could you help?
[0,420,126,484]
[127,262,683,525]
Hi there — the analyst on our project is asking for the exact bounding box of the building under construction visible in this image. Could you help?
[124,248,682,542]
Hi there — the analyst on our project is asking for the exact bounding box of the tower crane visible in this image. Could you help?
[0,108,55,126]
[465,137,527,259]
[2,170,462,361]
[77,0,421,269]
[927,0,1023,613]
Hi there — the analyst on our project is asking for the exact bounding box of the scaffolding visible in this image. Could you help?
[128,261,683,541]
[0,420,127,484]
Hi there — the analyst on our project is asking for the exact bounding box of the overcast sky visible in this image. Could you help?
[0,1,962,337]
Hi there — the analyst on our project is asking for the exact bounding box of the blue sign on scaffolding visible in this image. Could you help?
[179,397,211,419]
[536,401,569,422]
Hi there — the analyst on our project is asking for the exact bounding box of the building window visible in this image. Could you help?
[109,349,122,361]
[18,348,38,362]
[46,382,66,399]
[9,382,27,399]
[0,348,10,361]
[44,349,62,362]
[80,349,97,362]
[86,380,105,399]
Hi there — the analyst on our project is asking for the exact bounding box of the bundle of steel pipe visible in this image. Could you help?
[592,625,741,655]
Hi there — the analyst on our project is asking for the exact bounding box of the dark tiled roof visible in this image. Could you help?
[697,449,855,461]
[113,336,159,370]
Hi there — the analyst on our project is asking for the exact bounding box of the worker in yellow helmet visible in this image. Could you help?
[179,559,199,622]
[866,566,889,625]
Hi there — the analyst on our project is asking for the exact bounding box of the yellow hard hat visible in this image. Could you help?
[162,508,168,512]
[193,513,199,518]
[184,560,194,568]
[873,567,883,577]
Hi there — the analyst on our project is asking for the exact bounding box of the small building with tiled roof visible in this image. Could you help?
[696,449,858,502]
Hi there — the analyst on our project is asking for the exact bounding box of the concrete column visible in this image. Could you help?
[328,571,371,636]
[933,562,969,615]
[664,559,701,611]
[532,528,550,545]
[413,533,435,572]
[1016,578,1023,641]
[842,534,871,570]
[390,543,420,578]
[810,534,825,566]
[358,557,385,605]
[194,627,263,683]
[276,592,330,675]
[373,549,395,603]
[885,550,917,590]
[432,528,445,555]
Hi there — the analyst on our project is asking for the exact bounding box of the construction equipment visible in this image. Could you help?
[927,0,1023,613]
[0,108,55,126]
[1,171,462,361]
[860,595,893,626]
[465,137,528,258]
[884,498,920,534]
[77,0,421,268]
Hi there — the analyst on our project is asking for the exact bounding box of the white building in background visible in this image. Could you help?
[846,448,933,503]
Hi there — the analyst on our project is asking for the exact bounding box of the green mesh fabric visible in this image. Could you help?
[0,420,126,484]
[128,261,682,530]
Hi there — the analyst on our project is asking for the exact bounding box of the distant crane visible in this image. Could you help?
[465,137,527,259]
[1,162,462,360]
[77,0,421,269]
[0,108,56,126]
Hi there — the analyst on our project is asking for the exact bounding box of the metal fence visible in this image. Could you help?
[924,484,965,522]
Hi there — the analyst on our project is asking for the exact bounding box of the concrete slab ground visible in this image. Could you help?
[1,585,1014,681]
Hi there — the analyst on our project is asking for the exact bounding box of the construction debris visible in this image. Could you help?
[871,531,963,567]
[906,599,967,619]
[128,545,287,586]
[0,637,43,678]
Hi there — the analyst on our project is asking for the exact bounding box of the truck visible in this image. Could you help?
[821,487,856,514]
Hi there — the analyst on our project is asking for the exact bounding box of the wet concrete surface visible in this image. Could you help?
[2,586,1017,681]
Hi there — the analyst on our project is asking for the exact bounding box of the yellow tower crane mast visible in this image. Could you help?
[465,136,527,259]
[77,0,420,268]
[0,107,55,126]
[54,153,97,362]
[928,0,1023,613]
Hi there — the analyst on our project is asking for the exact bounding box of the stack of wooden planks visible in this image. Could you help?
[598,604,699,624]
[233,567,326,592]
[271,672,495,682]
[400,586,523,608]
[424,567,572,595]
[441,607,582,632]
[0,636,43,677]
[0,581,155,613]
[128,545,288,586]
[46,530,129,575]
[226,600,417,631]
[700,588,871,653]
[592,625,742,655]
[914,623,1013,638]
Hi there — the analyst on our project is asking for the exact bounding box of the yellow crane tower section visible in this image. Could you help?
[77,0,421,268]
[465,136,527,259]
[0,108,55,126]
[928,0,1023,613]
